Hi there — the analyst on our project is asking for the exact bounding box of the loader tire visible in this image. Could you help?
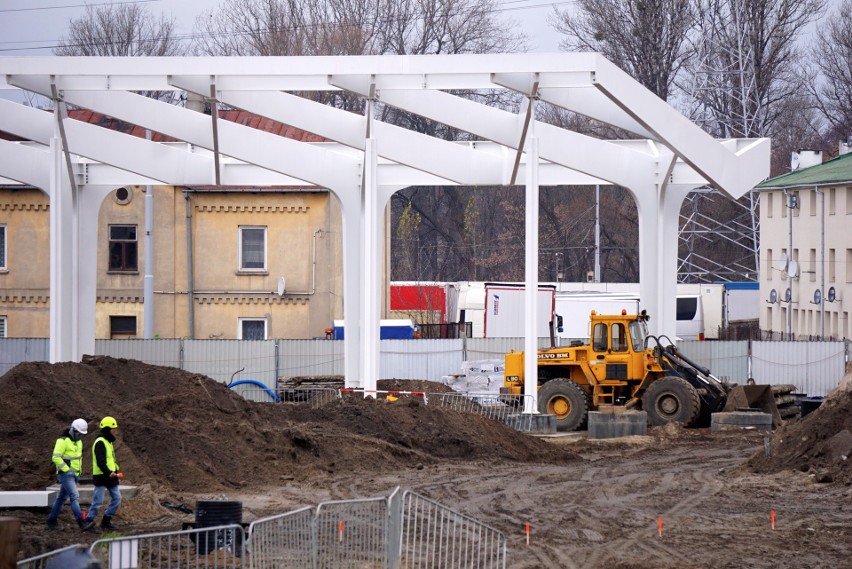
[538,379,588,432]
[642,376,701,427]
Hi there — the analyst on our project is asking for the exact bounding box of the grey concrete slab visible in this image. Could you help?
[588,411,648,439]
[45,485,138,505]
[0,490,57,508]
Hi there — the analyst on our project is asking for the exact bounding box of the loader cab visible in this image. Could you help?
[588,312,648,386]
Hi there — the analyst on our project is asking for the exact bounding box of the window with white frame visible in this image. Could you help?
[0,225,6,269]
[108,225,138,272]
[239,226,267,271]
[239,318,267,340]
[0,316,6,338]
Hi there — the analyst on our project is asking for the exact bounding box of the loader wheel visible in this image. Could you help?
[538,379,588,431]
[642,376,701,427]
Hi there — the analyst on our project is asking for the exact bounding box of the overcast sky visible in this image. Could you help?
[0,0,568,56]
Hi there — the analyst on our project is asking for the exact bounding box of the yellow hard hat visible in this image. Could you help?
[100,416,118,429]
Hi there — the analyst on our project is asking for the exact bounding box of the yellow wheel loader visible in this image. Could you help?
[500,311,790,431]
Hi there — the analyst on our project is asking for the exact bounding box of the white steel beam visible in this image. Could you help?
[0,141,50,189]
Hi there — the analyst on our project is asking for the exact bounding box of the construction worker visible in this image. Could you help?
[85,416,122,530]
[46,418,92,530]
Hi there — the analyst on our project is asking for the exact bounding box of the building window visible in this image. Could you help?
[767,248,773,281]
[792,191,800,217]
[847,187,852,215]
[766,192,773,218]
[239,318,267,340]
[0,225,6,269]
[829,188,836,215]
[809,248,816,282]
[809,191,816,216]
[830,249,836,282]
[239,226,266,271]
[847,249,852,283]
[109,316,136,338]
[108,225,138,272]
[0,315,6,338]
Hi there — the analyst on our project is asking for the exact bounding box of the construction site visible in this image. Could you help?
[1,355,850,568]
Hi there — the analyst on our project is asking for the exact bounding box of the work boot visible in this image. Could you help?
[100,516,116,530]
[80,517,96,531]
[46,518,59,529]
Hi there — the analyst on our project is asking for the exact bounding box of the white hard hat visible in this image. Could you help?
[71,418,88,435]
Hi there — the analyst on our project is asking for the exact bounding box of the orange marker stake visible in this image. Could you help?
[771,511,775,530]
[339,520,344,542]
[658,517,663,538]
[525,522,530,545]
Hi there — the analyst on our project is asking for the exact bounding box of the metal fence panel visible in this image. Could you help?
[89,524,246,569]
[315,497,389,569]
[95,339,182,369]
[381,339,463,381]
[429,392,536,432]
[17,544,86,569]
[752,341,846,397]
[247,507,314,569]
[278,340,344,378]
[400,491,506,569]
[184,339,277,390]
[0,338,49,376]
[677,341,749,383]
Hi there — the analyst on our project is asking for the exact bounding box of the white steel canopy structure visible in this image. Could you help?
[0,54,769,400]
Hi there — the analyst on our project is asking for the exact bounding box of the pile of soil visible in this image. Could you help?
[0,356,576,494]
[748,371,852,484]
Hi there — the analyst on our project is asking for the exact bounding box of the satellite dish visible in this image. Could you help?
[768,289,777,304]
[784,288,792,303]
[790,152,800,170]
[828,287,836,303]
[277,277,286,296]
[787,259,799,278]
[775,252,788,272]
[813,289,822,305]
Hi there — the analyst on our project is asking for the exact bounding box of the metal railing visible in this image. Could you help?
[23,489,506,569]
[400,490,507,569]
[88,524,246,569]
[17,544,87,569]
[246,507,314,569]
[429,392,538,432]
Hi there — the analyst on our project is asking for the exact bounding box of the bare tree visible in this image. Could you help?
[55,4,184,57]
[550,0,697,101]
[811,0,852,142]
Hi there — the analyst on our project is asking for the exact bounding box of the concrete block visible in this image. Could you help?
[588,411,648,439]
[711,411,772,432]
[508,413,557,434]
[45,485,139,505]
[0,491,57,508]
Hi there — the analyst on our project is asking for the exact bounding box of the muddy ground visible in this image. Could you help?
[2,357,851,568]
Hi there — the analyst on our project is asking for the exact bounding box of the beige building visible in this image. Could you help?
[756,147,852,340]
[0,183,344,340]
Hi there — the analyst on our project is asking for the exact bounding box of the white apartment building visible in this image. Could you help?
[756,145,852,340]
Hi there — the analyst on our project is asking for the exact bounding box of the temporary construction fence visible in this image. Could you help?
[2,337,849,397]
[17,489,507,569]
[227,383,539,434]
[16,544,86,569]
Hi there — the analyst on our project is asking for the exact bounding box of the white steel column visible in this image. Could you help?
[523,118,540,414]
[77,186,113,356]
[48,135,74,362]
[361,135,381,395]
[338,187,363,389]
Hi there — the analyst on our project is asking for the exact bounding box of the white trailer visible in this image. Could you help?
[554,293,641,343]
[483,284,555,338]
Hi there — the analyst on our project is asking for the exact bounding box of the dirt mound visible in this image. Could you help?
[0,357,575,493]
[748,372,852,483]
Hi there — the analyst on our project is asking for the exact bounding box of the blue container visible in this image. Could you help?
[331,319,415,340]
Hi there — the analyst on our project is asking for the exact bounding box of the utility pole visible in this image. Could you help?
[594,185,601,282]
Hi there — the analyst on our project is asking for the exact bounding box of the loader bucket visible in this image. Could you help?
[723,385,783,428]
